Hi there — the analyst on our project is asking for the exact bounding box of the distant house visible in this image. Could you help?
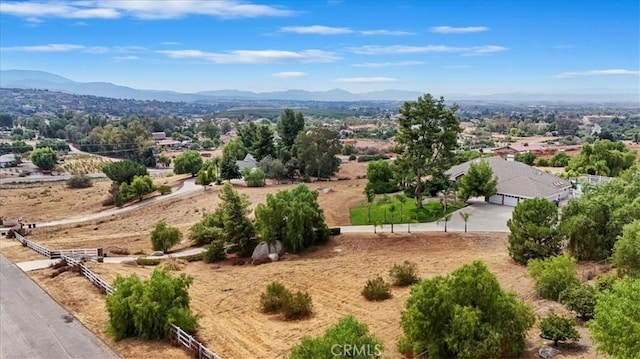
[446,156,571,206]
[0,153,18,168]
[152,132,167,141]
[493,143,551,157]
[157,139,181,149]
[236,154,258,172]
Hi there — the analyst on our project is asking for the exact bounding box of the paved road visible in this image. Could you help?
[0,254,120,359]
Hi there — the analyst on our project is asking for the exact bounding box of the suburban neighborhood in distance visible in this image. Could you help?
[0,1,639,359]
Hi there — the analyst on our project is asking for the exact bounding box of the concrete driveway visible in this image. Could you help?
[445,198,513,233]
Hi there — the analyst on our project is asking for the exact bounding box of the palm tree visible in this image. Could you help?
[373,219,382,234]
[459,212,471,233]
[378,194,391,223]
[438,214,453,232]
[364,189,375,224]
[388,203,396,233]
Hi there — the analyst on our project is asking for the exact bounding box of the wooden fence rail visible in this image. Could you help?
[13,232,220,359]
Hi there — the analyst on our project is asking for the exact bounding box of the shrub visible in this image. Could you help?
[136,257,161,266]
[612,220,640,277]
[594,274,617,293]
[389,261,420,286]
[528,254,580,300]
[260,282,289,313]
[66,174,93,189]
[559,284,596,320]
[537,158,550,166]
[357,154,390,162]
[289,316,383,359]
[202,240,226,263]
[150,221,182,254]
[282,291,313,320]
[396,335,414,358]
[540,313,580,346]
[157,185,172,195]
[362,276,392,301]
[243,167,266,187]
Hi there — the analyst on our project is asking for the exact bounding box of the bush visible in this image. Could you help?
[595,274,617,293]
[260,282,288,313]
[357,154,390,162]
[105,268,198,341]
[243,167,266,187]
[157,185,172,195]
[540,313,580,346]
[136,257,161,266]
[202,240,226,263]
[289,316,383,359]
[282,291,313,320]
[362,276,392,301]
[528,254,580,300]
[150,221,182,254]
[389,261,420,286]
[537,158,550,166]
[612,220,640,277]
[559,284,596,320]
[396,335,413,358]
[66,174,93,189]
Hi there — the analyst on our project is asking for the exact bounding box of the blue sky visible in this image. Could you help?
[0,0,639,95]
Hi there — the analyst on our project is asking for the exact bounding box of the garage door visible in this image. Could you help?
[488,194,503,205]
[503,195,520,207]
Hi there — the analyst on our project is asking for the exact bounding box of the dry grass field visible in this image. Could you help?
[0,155,613,359]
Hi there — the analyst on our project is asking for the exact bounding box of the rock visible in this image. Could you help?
[267,253,279,262]
[539,345,560,359]
[93,226,98,230]
[150,251,165,256]
[121,259,138,266]
[333,248,342,253]
[251,240,284,260]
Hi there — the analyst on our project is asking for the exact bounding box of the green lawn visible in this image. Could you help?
[349,198,465,225]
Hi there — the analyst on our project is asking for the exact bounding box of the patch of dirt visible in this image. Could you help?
[29,233,597,359]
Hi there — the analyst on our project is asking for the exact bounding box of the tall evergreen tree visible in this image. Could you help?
[277,109,305,150]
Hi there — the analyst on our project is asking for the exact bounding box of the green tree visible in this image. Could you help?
[237,122,258,150]
[365,188,375,224]
[106,268,198,341]
[566,140,636,176]
[242,167,266,187]
[29,147,58,172]
[219,152,241,182]
[365,160,398,194]
[589,277,640,359]
[102,160,148,184]
[459,211,471,232]
[277,109,305,151]
[173,150,203,177]
[457,160,497,201]
[540,314,580,346]
[197,122,220,141]
[507,198,562,264]
[559,284,596,320]
[289,316,383,359]
[150,220,182,253]
[0,113,13,127]
[222,137,248,161]
[200,138,215,149]
[401,261,535,358]
[10,140,32,154]
[129,175,155,202]
[259,156,286,184]
[196,168,214,190]
[252,125,276,161]
[396,94,461,208]
[514,152,536,165]
[527,254,580,300]
[294,128,342,179]
[255,184,328,254]
[218,183,255,256]
[157,154,171,168]
[612,220,640,277]
[550,151,570,167]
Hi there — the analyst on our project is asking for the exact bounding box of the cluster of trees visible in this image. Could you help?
[565,140,637,177]
[101,160,163,206]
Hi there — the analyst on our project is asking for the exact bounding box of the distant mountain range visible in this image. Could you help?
[1,69,638,104]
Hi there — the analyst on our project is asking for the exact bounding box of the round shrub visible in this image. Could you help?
[389,261,420,286]
[157,185,172,195]
[559,284,596,320]
[362,276,392,301]
[282,291,313,320]
[66,174,93,189]
[260,282,289,313]
[202,240,226,263]
[540,313,580,346]
[527,254,580,300]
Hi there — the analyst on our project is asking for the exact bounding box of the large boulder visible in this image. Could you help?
[539,345,560,359]
[251,240,284,260]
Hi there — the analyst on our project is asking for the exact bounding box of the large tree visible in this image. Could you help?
[294,128,342,179]
[173,150,203,177]
[252,125,276,161]
[396,94,461,208]
[612,220,640,277]
[401,261,535,358]
[277,109,305,151]
[365,160,398,194]
[29,147,58,172]
[255,184,329,253]
[457,160,497,201]
[507,198,562,264]
[102,160,148,184]
[219,152,241,182]
[589,277,640,359]
[150,221,182,253]
[566,139,636,177]
[217,183,256,256]
[128,175,155,202]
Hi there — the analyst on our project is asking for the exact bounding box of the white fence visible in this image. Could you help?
[13,233,99,259]
[170,324,220,359]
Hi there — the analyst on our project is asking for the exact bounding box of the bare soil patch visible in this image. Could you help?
[28,232,597,359]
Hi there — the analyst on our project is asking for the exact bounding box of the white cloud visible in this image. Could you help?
[161,41,182,46]
[280,25,354,35]
[348,44,506,56]
[1,43,146,54]
[0,0,294,21]
[353,61,424,68]
[159,49,339,64]
[335,77,399,83]
[273,71,307,78]
[359,29,413,36]
[554,69,640,78]
[113,55,140,62]
[430,26,489,34]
